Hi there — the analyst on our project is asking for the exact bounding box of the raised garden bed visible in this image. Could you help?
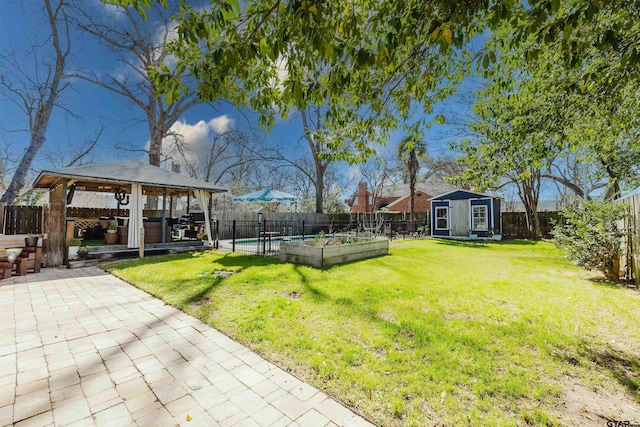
[279,239,389,267]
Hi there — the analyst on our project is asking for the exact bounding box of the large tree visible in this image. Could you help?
[107,0,639,162]
[110,0,486,160]
[0,0,71,203]
[472,9,640,202]
[70,3,200,169]
[454,96,549,240]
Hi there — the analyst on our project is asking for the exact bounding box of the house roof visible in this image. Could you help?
[377,182,460,198]
[384,189,431,211]
[32,160,228,197]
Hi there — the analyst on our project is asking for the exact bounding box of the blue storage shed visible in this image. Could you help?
[430,190,501,238]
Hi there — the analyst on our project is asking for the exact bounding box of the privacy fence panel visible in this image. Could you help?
[66,207,166,218]
[3,205,44,235]
[618,193,639,288]
[502,212,559,239]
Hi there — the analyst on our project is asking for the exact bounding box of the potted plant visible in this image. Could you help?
[25,233,40,247]
[104,224,119,244]
[77,246,90,260]
[490,228,502,241]
[68,238,83,259]
[469,232,478,240]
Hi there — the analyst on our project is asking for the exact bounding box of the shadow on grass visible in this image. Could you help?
[433,239,490,249]
[433,238,542,249]
[291,264,332,301]
[583,346,640,396]
[498,239,540,246]
[214,253,282,269]
[109,251,284,308]
[554,341,640,398]
[180,253,284,306]
[587,277,640,291]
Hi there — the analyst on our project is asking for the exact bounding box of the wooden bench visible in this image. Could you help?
[0,261,13,279]
[0,236,44,279]
[20,246,42,274]
[0,253,28,278]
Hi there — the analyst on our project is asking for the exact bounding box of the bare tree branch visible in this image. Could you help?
[0,0,71,203]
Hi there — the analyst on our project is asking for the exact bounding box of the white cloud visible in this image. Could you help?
[152,20,179,67]
[159,115,236,165]
[95,0,125,20]
[208,116,233,134]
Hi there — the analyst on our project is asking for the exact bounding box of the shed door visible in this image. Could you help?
[450,199,470,236]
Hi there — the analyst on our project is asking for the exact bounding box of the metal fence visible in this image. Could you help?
[218,219,355,256]
[215,217,432,256]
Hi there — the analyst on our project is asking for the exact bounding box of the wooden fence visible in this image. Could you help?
[1,204,44,235]
[617,192,639,288]
[66,207,166,218]
[501,211,559,239]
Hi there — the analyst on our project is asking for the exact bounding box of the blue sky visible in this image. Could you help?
[0,0,492,198]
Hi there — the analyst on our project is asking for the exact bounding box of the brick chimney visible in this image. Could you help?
[351,182,370,213]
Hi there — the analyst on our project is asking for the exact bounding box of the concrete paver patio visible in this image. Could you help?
[0,267,376,427]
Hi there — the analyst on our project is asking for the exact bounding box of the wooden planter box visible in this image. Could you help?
[279,240,389,267]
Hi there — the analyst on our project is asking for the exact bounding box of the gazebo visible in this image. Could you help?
[32,160,228,267]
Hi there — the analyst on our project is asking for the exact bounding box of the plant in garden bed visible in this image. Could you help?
[304,233,372,247]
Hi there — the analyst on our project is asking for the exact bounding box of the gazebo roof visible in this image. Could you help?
[32,160,228,196]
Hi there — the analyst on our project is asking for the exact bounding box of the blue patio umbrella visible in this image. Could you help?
[232,188,299,203]
[233,188,300,232]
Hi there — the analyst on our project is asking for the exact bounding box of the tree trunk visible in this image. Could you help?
[408,152,417,221]
[146,128,163,210]
[604,256,620,282]
[515,170,542,239]
[315,173,324,214]
[1,135,46,203]
[301,109,327,214]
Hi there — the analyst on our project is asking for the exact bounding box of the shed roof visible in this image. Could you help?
[32,160,228,196]
[430,189,497,201]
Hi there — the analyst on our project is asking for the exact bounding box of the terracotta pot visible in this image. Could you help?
[104,233,119,244]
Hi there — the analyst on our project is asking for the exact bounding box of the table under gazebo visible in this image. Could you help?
[32,160,228,267]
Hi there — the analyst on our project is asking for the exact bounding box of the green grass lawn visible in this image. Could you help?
[105,239,640,426]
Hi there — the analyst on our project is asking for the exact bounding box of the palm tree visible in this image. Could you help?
[397,136,427,222]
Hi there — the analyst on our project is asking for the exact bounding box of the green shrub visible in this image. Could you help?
[551,200,628,282]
